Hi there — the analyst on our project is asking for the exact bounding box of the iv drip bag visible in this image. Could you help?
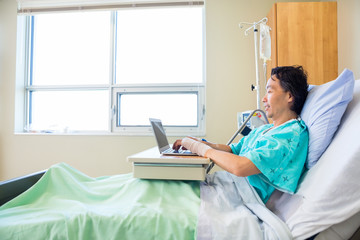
[259,23,271,63]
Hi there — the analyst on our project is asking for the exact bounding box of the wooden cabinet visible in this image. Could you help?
[266,2,338,85]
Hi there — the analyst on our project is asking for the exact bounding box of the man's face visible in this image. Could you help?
[262,75,293,120]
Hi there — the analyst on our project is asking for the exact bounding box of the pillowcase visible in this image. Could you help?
[300,69,355,169]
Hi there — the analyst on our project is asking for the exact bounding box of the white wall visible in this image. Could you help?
[1,0,359,180]
[338,0,360,79]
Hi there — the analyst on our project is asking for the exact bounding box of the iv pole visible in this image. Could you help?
[239,17,268,109]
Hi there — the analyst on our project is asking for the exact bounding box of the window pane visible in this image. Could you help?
[32,11,111,85]
[118,93,198,126]
[116,7,203,84]
[30,91,109,131]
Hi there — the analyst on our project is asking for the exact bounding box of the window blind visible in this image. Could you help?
[17,0,204,15]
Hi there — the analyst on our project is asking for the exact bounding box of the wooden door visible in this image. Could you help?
[267,2,338,85]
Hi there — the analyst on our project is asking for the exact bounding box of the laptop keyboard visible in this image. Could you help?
[163,148,187,154]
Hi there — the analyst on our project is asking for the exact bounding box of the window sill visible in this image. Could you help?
[14,131,205,137]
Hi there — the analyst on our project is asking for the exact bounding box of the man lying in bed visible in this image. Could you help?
[173,66,309,203]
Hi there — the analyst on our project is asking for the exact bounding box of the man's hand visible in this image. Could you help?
[172,139,185,151]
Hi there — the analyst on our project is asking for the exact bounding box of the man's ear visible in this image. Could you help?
[288,92,294,104]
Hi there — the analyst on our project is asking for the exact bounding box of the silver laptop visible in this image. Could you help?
[149,118,197,156]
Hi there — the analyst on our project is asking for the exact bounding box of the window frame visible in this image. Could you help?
[112,84,205,136]
[14,6,206,136]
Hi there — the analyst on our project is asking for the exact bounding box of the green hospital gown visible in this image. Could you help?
[230,118,309,203]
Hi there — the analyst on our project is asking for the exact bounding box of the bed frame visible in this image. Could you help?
[1,170,359,240]
[2,77,360,239]
[0,170,46,206]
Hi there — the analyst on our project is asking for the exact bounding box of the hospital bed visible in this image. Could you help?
[0,70,359,239]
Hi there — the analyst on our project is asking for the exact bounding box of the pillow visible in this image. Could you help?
[300,69,355,169]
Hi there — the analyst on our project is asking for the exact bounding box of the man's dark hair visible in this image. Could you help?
[271,66,309,115]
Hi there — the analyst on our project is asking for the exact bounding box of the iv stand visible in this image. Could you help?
[239,17,268,109]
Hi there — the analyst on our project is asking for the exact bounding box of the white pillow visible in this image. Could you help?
[300,69,355,169]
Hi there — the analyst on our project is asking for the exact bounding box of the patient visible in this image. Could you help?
[173,66,309,203]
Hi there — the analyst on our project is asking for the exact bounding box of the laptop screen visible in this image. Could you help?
[149,118,169,150]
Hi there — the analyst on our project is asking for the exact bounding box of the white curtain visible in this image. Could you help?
[17,0,204,14]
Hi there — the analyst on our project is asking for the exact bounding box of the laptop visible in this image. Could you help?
[149,118,197,156]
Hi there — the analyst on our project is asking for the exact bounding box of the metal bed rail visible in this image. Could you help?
[206,109,269,174]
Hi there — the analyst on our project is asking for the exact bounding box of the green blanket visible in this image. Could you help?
[0,163,200,240]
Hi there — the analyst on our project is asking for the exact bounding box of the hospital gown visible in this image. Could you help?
[230,118,308,203]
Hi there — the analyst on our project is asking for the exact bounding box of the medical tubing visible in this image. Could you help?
[205,109,269,174]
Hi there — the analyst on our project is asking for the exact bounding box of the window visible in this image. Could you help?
[113,86,205,135]
[15,3,205,135]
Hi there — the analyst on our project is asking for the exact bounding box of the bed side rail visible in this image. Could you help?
[0,170,46,206]
[206,109,269,174]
